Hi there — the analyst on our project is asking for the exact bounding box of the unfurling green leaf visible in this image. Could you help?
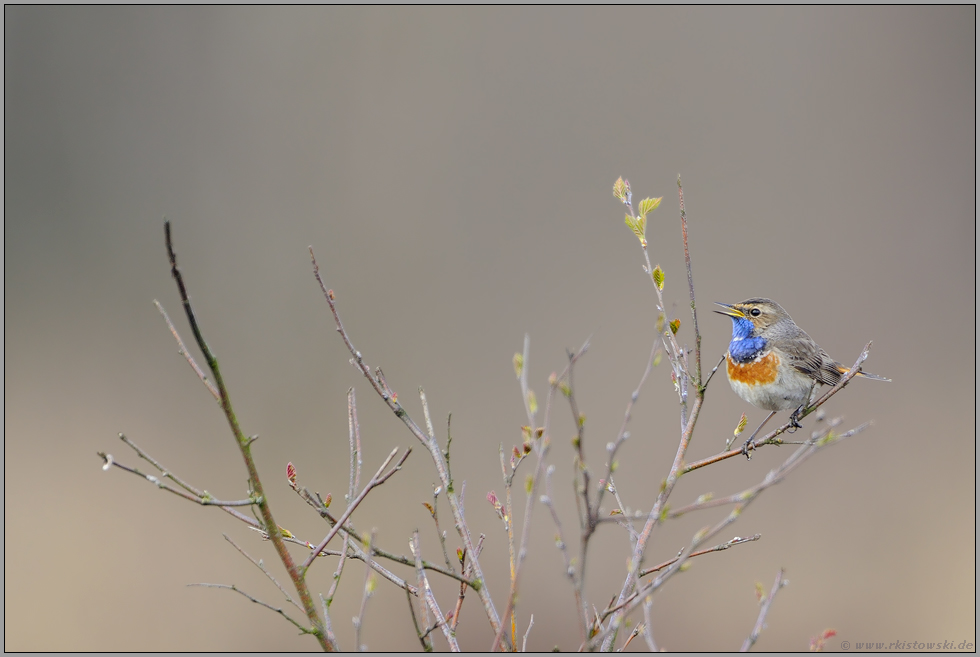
[513,353,523,378]
[652,352,662,367]
[625,214,644,236]
[652,265,664,290]
[613,177,629,202]
[625,214,647,247]
[638,196,662,217]
[734,412,748,437]
[669,318,681,335]
[527,389,538,415]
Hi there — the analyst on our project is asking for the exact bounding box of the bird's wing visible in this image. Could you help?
[783,328,843,387]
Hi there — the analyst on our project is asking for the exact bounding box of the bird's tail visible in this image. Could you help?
[838,365,891,382]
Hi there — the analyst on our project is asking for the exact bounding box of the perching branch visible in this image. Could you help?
[682,342,874,473]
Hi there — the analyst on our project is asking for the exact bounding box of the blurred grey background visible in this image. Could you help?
[4,6,975,652]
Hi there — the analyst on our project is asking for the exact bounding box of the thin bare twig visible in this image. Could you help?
[427,486,455,574]
[596,341,662,517]
[741,569,788,651]
[310,247,501,635]
[540,465,585,641]
[165,222,329,649]
[348,388,362,500]
[638,534,762,577]
[282,534,417,595]
[421,389,456,576]
[411,532,460,652]
[302,447,411,570]
[279,491,480,590]
[604,480,640,545]
[522,614,534,652]
[188,583,311,635]
[222,533,303,614]
[353,531,377,651]
[620,623,644,652]
[154,300,220,401]
[99,437,257,509]
[491,337,588,652]
[600,391,704,650]
[499,445,518,650]
[319,593,338,648]
[641,600,657,651]
[702,354,726,390]
[677,175,702,387]
[406,587,434,652]
[450,535,484,633]
[323,389,363,610]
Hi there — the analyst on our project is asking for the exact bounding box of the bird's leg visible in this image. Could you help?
[788,382,817,430]
[741,411,777,459]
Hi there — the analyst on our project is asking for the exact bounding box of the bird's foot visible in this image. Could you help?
[788,407,806,432]
[740,438,754,460]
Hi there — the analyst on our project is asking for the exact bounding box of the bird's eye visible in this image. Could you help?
[750,308,761,317]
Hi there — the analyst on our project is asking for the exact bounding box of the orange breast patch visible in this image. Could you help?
[727,351,780,386]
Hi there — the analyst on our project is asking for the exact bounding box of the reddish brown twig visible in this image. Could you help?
[638,534,762,578]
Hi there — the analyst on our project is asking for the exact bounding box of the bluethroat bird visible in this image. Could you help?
[714,298,889,456]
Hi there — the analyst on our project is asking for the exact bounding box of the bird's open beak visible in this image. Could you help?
[713,302,745,318]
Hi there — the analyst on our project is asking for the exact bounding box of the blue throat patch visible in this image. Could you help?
[728,317,767,363]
